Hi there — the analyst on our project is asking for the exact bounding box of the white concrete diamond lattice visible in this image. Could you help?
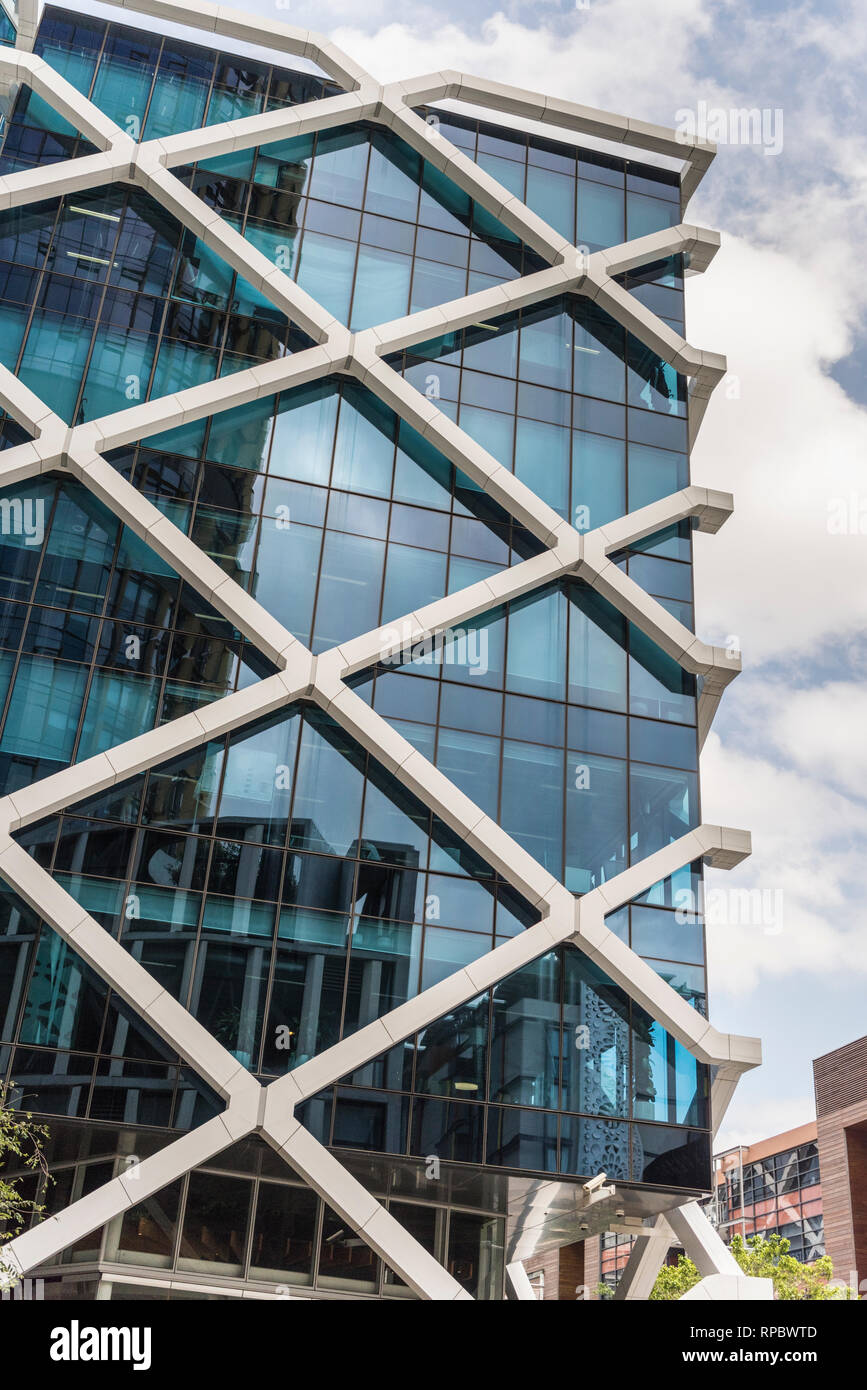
[0,0,762,1301]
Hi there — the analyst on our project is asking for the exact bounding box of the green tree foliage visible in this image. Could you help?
[729,1232,854,1300]
[0,1082,50,1290]
[648,1232,856,1300]
[649,1253,701,1300]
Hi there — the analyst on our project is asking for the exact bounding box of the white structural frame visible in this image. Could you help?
[0,0,758,1301]
[613,1204,773,1302]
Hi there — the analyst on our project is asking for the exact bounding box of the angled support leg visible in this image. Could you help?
[506,1262,539,1301]
[613,1214,674,1301]
[668,1202,773,1301]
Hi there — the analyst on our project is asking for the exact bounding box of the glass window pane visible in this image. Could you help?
[446,1210,503,1299]
[565,752,627,892]
[628,442,688,511]
[630,762,698,861]
[271,381,339,486]
[631,1123,710,1188]
[457,403,514,468]
[410,257,466,314]
[178,1171,252,1275]
[381,543,446,625]
[384,1201,437,1289]
[415,992,488,1098]
[351,244,411,330]
[332,387,395,496]
[629,626,696,724]
[514,417,569,518]
[216,714,299,845]
[578,179,624,249]
[252,519,321,646]
[476,150,525,199]
[630,905,704,965]
[1,656,87,763]
[421,926,490,990]
[91,40,156,131]
[364,131,421,221]
[78,669,160,760]
[296,230,355,324]
[249,1182,318,1284]
[562,953,630,1118]
[526,164,575,242]
[18,312,93,422]
[115,1180,182,1269]
[254,134,314,194]
[630,718,697,771]
[486,1105,558,1171]
[263,919,348,1071]
[410,1097,484,1165]
[291,717,365,857]
[332,1086,409,1153]
[145,66,210,141]
[314,530,384,647]
[506,588,566,700]
[308,128,369,207]
[345,914,421,1034]
[560,1114,630,1179]
[317,1201,378,1289]
[519,308,572,390]
[567,586,627,712]
[191,938,269,1067]
[628,338,686,416]
[435,727,499,820]
[489,953,559,1107]
[572,430,625,532]
[627,190,678,239]
[501,740,563,878]
[573,303,625,402]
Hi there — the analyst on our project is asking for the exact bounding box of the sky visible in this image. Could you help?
[80,0,867,1149]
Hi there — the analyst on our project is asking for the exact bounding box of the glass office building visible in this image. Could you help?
[0,4,720,1300]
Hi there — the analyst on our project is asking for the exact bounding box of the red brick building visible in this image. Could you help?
[813,1034,867,1294]
[710,1122,823,1262]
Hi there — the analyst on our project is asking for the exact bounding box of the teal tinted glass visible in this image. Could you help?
[112,378,535,648]
[0,474,272,791]
[0,186,309,426]
[90,35,158,132]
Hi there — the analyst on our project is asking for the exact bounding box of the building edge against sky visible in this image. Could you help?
[0,0,766,1301]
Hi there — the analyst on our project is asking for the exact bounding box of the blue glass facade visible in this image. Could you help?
[0,6,716,1299]
[0,185,312,427]
[0,475,273,791]
[104,381,545,652]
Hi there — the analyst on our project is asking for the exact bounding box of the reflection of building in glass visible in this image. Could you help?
[709,1125,824,1264]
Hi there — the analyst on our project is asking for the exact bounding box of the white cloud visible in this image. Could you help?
[715,1091,815,1152]
[702,721,867,991]
[762,680,867,798]
[690,233,867,662]
[329,0,710,104]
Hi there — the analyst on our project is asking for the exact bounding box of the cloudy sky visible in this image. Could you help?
[85,0,867,1148]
